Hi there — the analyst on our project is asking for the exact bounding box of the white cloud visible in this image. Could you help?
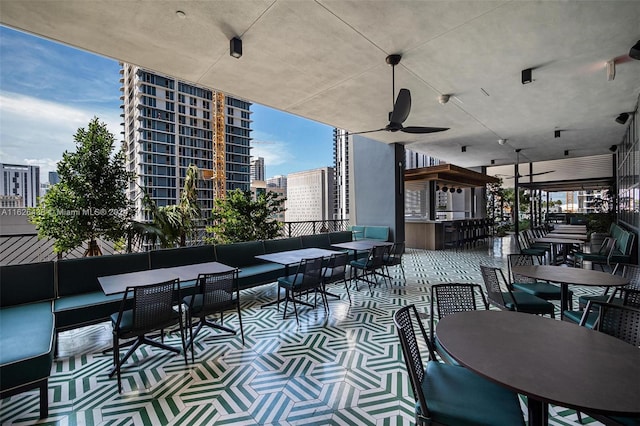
[250,134,295,167]
[0,91,121,180]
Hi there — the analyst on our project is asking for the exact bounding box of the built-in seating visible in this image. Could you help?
[575,223,636,273]
[0,261,56,419]
[0,229,371,417]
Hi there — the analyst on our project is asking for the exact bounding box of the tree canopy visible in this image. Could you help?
[29,117,135,255]
[207,189,286,244]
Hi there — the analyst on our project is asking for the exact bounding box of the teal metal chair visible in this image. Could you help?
[508,254,572,306]
[394,304,525,426]
[429,283,488,365]
[277,257,325,324]
[480,265,555,318]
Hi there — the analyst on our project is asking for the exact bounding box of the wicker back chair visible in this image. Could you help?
[111,279,187,392]
[350,244,390,290]
[429,283,488,340]
[383,241,406,282]
[322,252,351,303]
[480,265,555,317]
[183,270,243,362]
[582,301,640,347]
[277,257,325,324]
[393,304,525,426]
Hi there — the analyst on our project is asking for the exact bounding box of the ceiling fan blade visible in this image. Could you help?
[389,88,411,126]
[401,126,449,134]
[348,128,387,135]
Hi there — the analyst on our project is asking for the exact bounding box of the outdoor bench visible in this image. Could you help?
[214,240,286,291]
[350,225,390,242]
[0,261,56,419]
[576,223,636,273]
[54,252,150,347]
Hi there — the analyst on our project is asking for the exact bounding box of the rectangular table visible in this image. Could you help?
[255,247,341,308]
[331,240,393,261]
[255,247,340,266]
[98,261,236,295]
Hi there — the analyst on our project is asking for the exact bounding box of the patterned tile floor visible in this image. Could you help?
[1,237,606,425]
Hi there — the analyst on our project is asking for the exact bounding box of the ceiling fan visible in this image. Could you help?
[496,170,555,179]
[351,54,449,135]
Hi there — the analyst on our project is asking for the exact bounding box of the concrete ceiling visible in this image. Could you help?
[1,1,639,168]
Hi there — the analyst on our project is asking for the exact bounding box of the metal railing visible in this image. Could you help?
[0,219,351,265]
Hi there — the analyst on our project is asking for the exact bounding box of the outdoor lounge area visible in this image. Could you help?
[0,236,628,425]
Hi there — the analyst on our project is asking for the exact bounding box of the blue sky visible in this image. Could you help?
[0,26,334,181]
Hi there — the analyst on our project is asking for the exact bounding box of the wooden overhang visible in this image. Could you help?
[404,164,500,188]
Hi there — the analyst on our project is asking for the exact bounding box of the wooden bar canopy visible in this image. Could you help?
[404,164,499,188]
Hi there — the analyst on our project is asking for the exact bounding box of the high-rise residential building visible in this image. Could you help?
[405,148,441,169]
[120,64,252,222]
[250,156,265,182]
[0,163,40,207]
[266,175,287,190]
[285,167,335,222]
[48,171,60,185]
[333,128,350,221]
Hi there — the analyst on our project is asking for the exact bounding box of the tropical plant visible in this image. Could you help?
[207,189,286,244]
[29,117,135,255]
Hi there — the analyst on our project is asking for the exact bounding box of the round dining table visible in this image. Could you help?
[436,310,640,426]
[511,265,629,318]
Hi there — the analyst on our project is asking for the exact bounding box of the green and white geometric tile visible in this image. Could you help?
[0,238,607,425]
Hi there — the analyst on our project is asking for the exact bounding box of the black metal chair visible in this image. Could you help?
[565,265,640,327]
[581,300,640,347]
[480,265,555,318]
[277,257,325,324]
[508,253,571,306]
[515,233,547,264]
[322,252,351,303]
[393,304,525,426]
[183,270,244,362]
[383,241,406,283]
[350,245,389,290]
[429,283,488,365]
[110,279,187,393]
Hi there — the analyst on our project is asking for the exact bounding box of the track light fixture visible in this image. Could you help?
[230,37,242,58]
[521,68,533,84]
[616,113,629,124]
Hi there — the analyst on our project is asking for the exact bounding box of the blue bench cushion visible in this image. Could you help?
[54,291,129,330]
[421,361,524,425]
[301,233,331,249]
[264,237,302,254]
[215,241,265,268]
[0,302,54,391]
[0,262,55,307]
[363,226,389,241]
[57,252,150,297]
[236,263,285,290]
[149,245,215,269]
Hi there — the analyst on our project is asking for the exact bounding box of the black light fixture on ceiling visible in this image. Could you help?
[609,145,618,152]
[564,150,569,156]
[554,130,561,138]
[616,113,629,124]
[449,187,455,193]
[461,146,467,153]
[491,159,495,165]
[230,37,242,58]
[521,68,533,84]
[456,188,462,194]
[630,40,640,60]
[442,186,448,192]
